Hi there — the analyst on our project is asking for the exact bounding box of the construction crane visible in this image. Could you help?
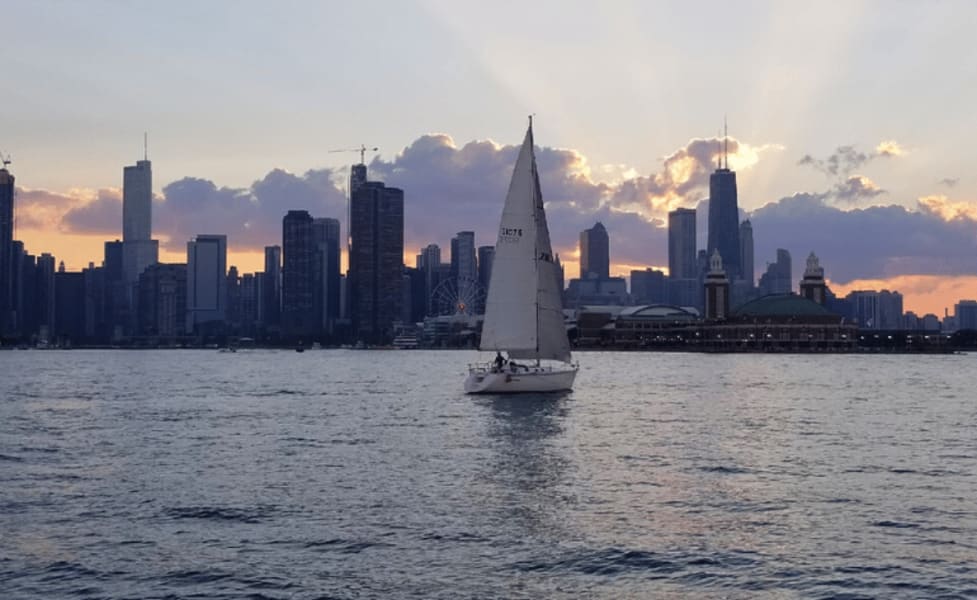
[0,151,10,169]
[328,144,378,164]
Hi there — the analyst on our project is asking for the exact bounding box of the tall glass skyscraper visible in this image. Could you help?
[122,157,158,321]
[707,148,741,281]
[451,231,476,283]
[667,208,697,279]
[123,159,152,242]
[186,234,228,332]
[477,245,494,292]
[349,176,404,344]
[282,210,315,338]
[739,219,754,286]
[579,222,609,279]
[312,217,341,334]
[418,244,441,316]
[0,165,14,334]
[262,245,281,328]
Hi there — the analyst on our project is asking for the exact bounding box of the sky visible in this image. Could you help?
[5,0,977,316]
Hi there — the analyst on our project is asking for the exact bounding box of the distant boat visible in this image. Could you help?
[392,334,419,349]
[464,118,578,394]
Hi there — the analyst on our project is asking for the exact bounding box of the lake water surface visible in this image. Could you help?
[2,349,976,598]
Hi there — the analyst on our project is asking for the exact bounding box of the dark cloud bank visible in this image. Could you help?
[58,134,976,283]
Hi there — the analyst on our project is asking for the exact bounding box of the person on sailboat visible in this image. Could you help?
[494,352,506,372]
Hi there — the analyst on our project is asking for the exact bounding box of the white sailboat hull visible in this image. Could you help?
[464,364,578,394]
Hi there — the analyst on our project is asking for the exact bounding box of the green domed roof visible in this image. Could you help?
[733,294,834,318]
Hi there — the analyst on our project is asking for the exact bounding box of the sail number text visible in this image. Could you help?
[499,227,524,243]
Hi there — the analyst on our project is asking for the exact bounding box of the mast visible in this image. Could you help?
[529,115,540,357]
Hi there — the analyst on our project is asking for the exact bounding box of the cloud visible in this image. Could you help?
[157,168,346,252]
[16,132,775,274]
[608,137,776,217]
[749,193,977,284]
[61,189,122,235]
[875,140,905,157]
[366,133,771,273]
[938,177,959,188]
[14,186,109,231]
[798,141,903,177]
[918,194,977,221]
[831,175,885,203]
[57,168,348,252]
[364,133,621,268]
[20,131,973,295]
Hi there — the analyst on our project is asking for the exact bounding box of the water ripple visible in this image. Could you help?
[1,349,975,598]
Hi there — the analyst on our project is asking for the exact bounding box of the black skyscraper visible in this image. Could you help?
[349,176,404,344]
[350,164,367,196]
[138,263,188,337]
[101,240,127,340]
[54,270,86,343]
[477,245,494,291]
[668,208,697,280]
[707,135,741,280]
[312,217,341,336]
[262,245,281,330]
[0,165,14,335]
[579,222,610,279]
[282,211,315,338]
[35,253,56,341]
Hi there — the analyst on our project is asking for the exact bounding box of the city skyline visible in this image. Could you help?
[7,133,974,317]
[4,2,977,316]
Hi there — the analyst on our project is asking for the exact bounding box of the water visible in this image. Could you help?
[2,349,976,599]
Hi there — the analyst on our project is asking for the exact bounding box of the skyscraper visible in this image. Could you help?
[579,222,609,279]
[668,208,697,279]
[123,159,152,242]
[739,219,754,286]
[282,210,315,338]
[477,245,494,315]
[186,234,227,332]
[226,266,241,333]
[451,231,477,283]
[757,248,792,295]
[139,263,187,337]
[707,134,741,280]
[477,245,494,292]
[35,253,56,342]
[102,240,127,340]
[631,268,667,305]
[312,217,341,335]
[122,156,159,322]
[0,164,14,334]
[262,245,281,328]
[418,243,441,316]
[350,164,367,196]
[878,290,904,330]
[349,178,404,344]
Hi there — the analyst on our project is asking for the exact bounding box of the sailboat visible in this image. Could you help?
[464,118,578,394]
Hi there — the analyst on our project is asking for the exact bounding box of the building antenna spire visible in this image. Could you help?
[144,131,148,161]
[723,115,728,169]
[717,128,722,170]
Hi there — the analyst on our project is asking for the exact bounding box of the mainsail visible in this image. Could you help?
[480,121,572,363]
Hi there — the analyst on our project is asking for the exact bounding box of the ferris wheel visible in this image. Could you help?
[431,276,486,316]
